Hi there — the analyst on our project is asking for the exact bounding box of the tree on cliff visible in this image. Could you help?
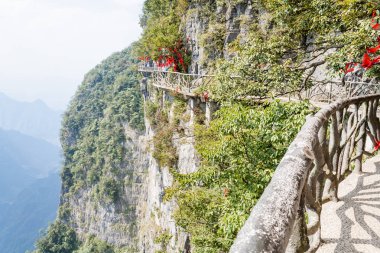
[35,221,78,253]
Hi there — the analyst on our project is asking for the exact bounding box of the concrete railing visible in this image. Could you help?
[230,94,380,253]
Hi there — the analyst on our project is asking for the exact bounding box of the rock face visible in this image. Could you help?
[135,98,198,252]
[184,1,256,74]
[64,123,146,249]
[61,93,200,252]
[56,3,260,252]
[133,6,261,249]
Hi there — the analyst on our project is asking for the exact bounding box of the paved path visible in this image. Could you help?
[317,155,380,252]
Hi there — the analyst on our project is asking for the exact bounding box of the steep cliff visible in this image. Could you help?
[35,2,297,252]
[35,2,260,252]
[57,48,145,251]
[184,1,257,73]
[34,46,202,252]
[35,1,374,252]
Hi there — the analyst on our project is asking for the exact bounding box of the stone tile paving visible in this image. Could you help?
[318,156,380,253]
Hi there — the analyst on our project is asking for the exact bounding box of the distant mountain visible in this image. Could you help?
[0,173,61,253]
[0,128,60,204]
[0,92,61,145]
[0,94,62,253]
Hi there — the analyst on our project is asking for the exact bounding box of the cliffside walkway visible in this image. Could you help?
[230,94,380,253]
[139,64,380,252]
[138,65,380,104]
[138,65,215,97]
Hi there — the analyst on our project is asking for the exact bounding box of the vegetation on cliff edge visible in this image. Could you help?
[166,101,313,252]
[35,46,144,252]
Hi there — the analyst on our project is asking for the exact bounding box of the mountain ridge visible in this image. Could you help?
[0,92,61,145]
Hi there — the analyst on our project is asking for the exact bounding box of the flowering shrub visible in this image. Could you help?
[345,10,380,74]
[140,39,191,73]
[135,0,190,73]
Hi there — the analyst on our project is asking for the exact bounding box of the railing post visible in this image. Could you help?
[305,125,327,252]
[328,82,333,103]
[205,102,217,126]
[375,99,380,140]
[324,113,339,202]
[354,102,368,173]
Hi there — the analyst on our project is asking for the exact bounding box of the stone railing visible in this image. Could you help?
[230,94,380,253]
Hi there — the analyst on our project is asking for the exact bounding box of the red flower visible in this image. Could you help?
[372,10,380,30]
[344,62,358,73]
[374,140,380,151]
[367,44,380,54]
[361,53,380,70]
[373,55,380,64]
[203,91,209,101]
[362,53,373,68]
[343,10,380,74]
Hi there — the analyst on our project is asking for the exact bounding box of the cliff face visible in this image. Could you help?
[132,3,259,250]
[51,2,259,252]
[63,123,144,248]
[39,1,374,252]
[61,91,200,252]
[57,48,146,251]
[135,96,199,252]
[56,47,202,251]
[184,1,256,73]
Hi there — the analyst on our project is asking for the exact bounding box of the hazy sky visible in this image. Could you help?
[0,0,144,110]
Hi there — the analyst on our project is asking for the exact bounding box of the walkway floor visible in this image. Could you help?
[317,155,380,253]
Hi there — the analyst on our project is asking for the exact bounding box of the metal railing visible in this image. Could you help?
[138,65,216,95]
[139,65,380,102]
[304,77,380,103]
[230,94,380,253]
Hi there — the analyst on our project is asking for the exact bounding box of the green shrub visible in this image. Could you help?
[167,101,313,252]
[150,97,188,168]
[97,177,120,204]
[74,235,115,253]
[154,230,172,253]
[35,221,79,253]
[60,47,144,201]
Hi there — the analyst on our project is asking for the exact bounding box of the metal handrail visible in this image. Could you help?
[139,65,380,101]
